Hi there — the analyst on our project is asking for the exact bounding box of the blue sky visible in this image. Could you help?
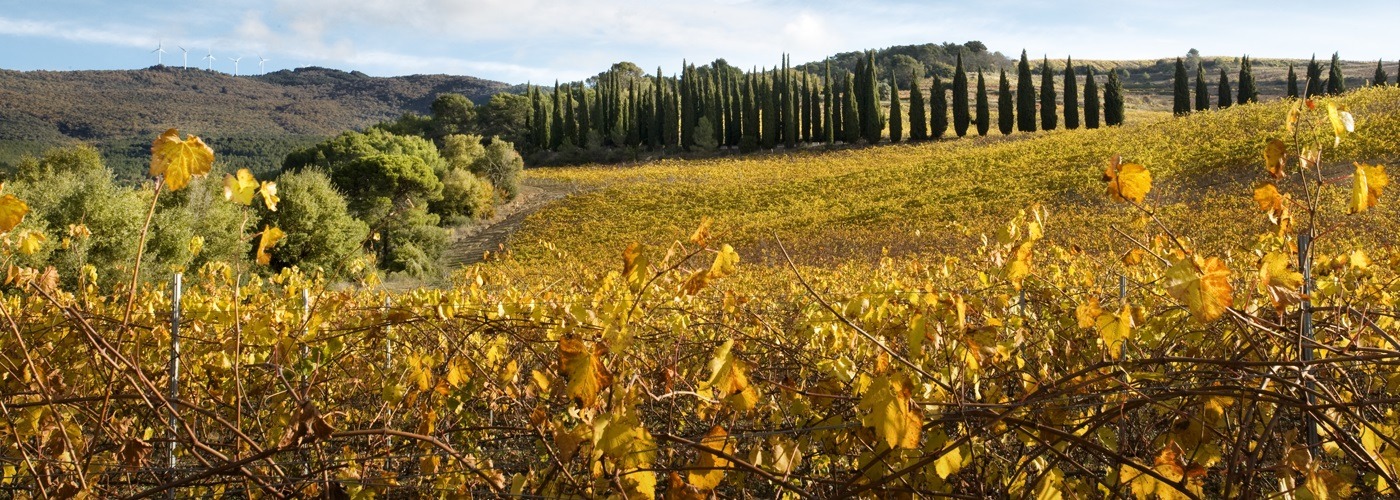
[0,1,1393,83]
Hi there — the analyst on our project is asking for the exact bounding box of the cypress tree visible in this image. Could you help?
[952,53,970,137]
[1063,57,1079,129]
[1016,50,1036,132]
[577,84,592,144]
[997,68,1014,135]
[1237,56,1257,104]
[1326,52,1345,95]
[975,71,989,136]
[862,51,883,144]
[842,72,860,144]
[1286,64,1298,99]
[625,79,641,147]
[786,57,799,148]
[909,70,927,140]
[831,86,843,143]
[1305,55,1324,97]
[889,72,903,143]
[1084,67,1100,129]
[679,63,693,150]
[1040,57,1057,130]
[1104,68,1124,126]
[740,74,758,152]
[854,56,867,141]
[1375,60,1389,87]
[1217,67,1232,109]
[809,84,822,143]
[1195,63,1210,111]
[801,71,812,142]
[930,74,948,139]
[824,59,835,144]
[550,80,564,149]
[653,67,665,149]
[763,71,779,149]
[1173,57,1190,115]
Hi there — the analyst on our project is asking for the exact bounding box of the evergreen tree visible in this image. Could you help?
[1306,55,1324,97]
[741,74,759,152]
[832,86,843,143]
[1040,57,1057,130]
[1084,67,1100,129]
[997,68,1014,135]
[1286,64,1299,99]
[809,84,822,143]
[1063,57,1079,129]
[1016,50,1036,132]
[975,71,990,136]
[653,67,666,149]
[1173,57,1190,115]
[1326,52,1346,94]
[842,72,860,144]
[550,81,564,149]
[762,70,779,149]
[888,72,903,143]
[785,57,799,148]
[1237,56,1257,104]
[801,71,813,142]
[1104,68,1124,126]
[930,74,948,139]
[951,53,970,137]
[577,84,592,144]
[909,70,928,140]
[1374,60,1389,87]
[1217,67,1232,109]
[680,63,693,149]
[861,51,883,144]
[817,59,828,144]
[1195,63,1210,111]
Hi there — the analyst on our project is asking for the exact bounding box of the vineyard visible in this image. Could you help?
[0,85,1398,498]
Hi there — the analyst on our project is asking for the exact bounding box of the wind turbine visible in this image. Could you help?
[258,55,270,74]
[203,49,215,71]
[151,40,166,65]
[229,56,242,76]
[178,46,188,69]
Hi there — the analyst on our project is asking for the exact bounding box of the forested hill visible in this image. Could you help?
[0,65,509,180]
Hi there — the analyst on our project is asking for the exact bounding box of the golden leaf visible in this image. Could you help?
[689,217,712,247]
[259,181,279,211]
[687,425,733,490]
[858,370,921,449]
[150,128,214,191]
[1122,248,1146,266]
[0,194,29,233]
[1005,241,1033,290]
[223,169,258,205]
[934,442,971,479]
[1263,139,1286,178]
[256,226,285,266]
[1096,305,1133,358]
[188,235,205,257]
[1327,103,1354,146]
[1348,163,1388,214]
[1258,252,1303,310]
[1103,155,1152,204]
[1076,297,1102,329]
[15,230,45,255]
[698,339,758,411]
[1167,256,1234,323]
[557,338,612,407]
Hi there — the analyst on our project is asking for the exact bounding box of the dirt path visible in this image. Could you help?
[441,179,573,268]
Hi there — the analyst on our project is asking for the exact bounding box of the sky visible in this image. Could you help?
[0,0,1393,84]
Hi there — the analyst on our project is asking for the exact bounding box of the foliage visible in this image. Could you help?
[1104,68,1125,126]
[259,169,369,278]
[1040,56,1058,130]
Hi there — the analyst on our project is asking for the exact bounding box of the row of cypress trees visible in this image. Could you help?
[1175,53,1389,116]
[523,49,1130,154]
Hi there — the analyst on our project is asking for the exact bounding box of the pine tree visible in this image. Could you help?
[1195,63,1209,111]
[1173,57,1190,115]
[952,53,970,137]
[909,70,927,140]
[1040,57,1057,130]
[1286,64,1299,99]
[1306,55,1324,97]
[1016,50,1036,132]
[888,72,903,143]
[1217,67,1232,109]
[930,74,948,139]
[1104,68,1124,126]
[824,59,835,144]
[842,72,860,144]
[1237,56,1257,104]
[1084,67,1100,129]
[1374,60,1389,87]
[975,71,989,136]
[997,68,1014,135]
[1063,57,1079,129]
[1326,52,1346,95]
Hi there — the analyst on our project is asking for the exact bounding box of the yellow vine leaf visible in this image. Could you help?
[1122,248,1146,266]
[16,230,46,255]
[858,370,922,449]
[1167,256,1234,323]
[935,442,971,479]
[1258,252,1303,310]
[666,472,707,500]
[1348,163,1388,214]
[621,469,657,500]
[149,128,214,191]
[1096,305,1133,358]
[0,193,28,233]
[557,338,612,408]
[1263,139,1287,178]
[698,339,758,411]
[687,425,733,491]
[689,217,712,247]
[224,169,258,205]
[1327,103,1355,146]
[256,226,285,266]
[1103,156,1152,204]
[622,242,648,291]
[260,181,279,211]
[1253,184,1292,232]
[682,244,740,295]
[1076,297,1102,329]
[1005,241,1033,290]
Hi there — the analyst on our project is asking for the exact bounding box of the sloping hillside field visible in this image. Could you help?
[5,87,1400,497]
